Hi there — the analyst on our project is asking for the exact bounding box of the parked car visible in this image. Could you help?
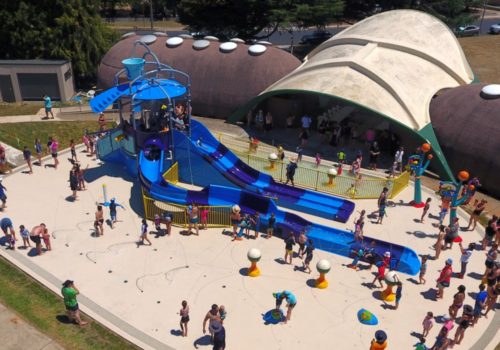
[299,30,333,45]
[489,22,500,34]
[455,25,480,37]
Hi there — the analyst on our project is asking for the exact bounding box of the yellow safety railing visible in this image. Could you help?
[162,161,179,184]
[142,192,232,228]
[229,148,409,200]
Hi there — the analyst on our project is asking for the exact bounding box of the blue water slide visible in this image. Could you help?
[136,152,419,275]
[173,119,354,223]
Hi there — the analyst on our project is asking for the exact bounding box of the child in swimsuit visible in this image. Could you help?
[201,208,209,230]
[19,225,31,249]
[42,228,51,251]
[179,300,189,337]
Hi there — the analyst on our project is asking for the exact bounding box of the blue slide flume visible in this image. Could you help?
[174,120,355,223]
[136,149,420,275]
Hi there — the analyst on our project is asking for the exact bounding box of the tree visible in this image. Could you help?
[0,0,118,87]
[292,0,345,29]
[178,0,289,40]
[419,0,480,27]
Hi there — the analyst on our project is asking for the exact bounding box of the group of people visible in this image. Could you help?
[1,217,51,256]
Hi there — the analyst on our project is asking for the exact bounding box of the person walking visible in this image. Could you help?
[0,217,16,249]
[95,205,104,236]
[284,158,298,187]
[453,308,472,346]
[179,300,189,337]
[34,138,43,166]
[203,304,222,343]
[43,95,54,119]
[436,259,453,300]
[139,219,152,246]
[302,239,315,273]
[108,198,124,229]
[22,146,33,174]
[273,290,297,324]
[61,280,88,326]
[420,198,431,223]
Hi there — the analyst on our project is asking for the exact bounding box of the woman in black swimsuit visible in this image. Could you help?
[467,199,487,231]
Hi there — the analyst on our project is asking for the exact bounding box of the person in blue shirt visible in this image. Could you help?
[273,290,297,324]
[472,283,488,326]
[43,95,54,119]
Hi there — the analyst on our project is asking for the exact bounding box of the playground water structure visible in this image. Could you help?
[92,41,420,275]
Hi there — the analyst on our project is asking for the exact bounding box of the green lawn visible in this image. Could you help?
[0,121,115,155]
[0,256,139,350]
[0,103,43,117]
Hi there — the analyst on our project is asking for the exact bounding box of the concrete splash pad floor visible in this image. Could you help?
[0,151,498,350]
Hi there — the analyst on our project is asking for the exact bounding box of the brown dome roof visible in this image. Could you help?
[430,84,500,197]
[97,35,301,118]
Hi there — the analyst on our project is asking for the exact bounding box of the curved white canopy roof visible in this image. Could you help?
[264,10,474,131]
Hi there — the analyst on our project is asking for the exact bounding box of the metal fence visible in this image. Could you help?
[229,148,409,200]
[142,191,232,228]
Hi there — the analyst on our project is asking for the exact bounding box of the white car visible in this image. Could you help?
[489,23,500,34]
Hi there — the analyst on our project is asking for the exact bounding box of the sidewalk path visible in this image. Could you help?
[0,303,64,350]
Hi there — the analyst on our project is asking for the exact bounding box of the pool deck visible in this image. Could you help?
[0,146,498,350]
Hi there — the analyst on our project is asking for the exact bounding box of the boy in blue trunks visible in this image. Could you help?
[108,198,124,229]
[273,290,297,324]
[0,217,16,249]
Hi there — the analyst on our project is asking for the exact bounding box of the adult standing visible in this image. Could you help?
[448,285,466,319]
[471,284,487,326]
[229,206,241,240]
[187,203,199,236]
[43,95,54,119]
[482,216,497,250]
[30,224,45,255]
[69,168,78,200]
[0,178,7,211]
[22,146,33,174]
[394,146,404,173]
[50,137,59,169]
[285,159,298,187]
[273,290,297,324]
[0,217,16,249]
[369,141,381,170]
[203,304,222,342]
[264,112,273,133]
[376,187,389,224]
[467,199,487,231]
[301,114,312,132]
[95,205,104,236]
[436,258,453,300]
[61,280,88,326]
[458,242,474,279]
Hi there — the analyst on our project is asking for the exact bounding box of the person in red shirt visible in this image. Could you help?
[436,258,453,300]
[372,261,386,288]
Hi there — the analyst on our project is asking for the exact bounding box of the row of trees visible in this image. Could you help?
[0,0,481,87]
